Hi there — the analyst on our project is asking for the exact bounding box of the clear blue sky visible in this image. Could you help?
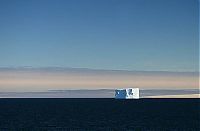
[0,0,198,72]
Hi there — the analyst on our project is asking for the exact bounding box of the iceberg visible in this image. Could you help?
[115,88,139,99]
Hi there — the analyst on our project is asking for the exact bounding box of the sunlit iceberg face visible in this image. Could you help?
[115,88,139,99]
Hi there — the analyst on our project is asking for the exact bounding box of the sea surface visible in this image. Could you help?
[0,98,199,130]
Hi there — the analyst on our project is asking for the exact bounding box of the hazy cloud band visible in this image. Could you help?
[0,68,198,92]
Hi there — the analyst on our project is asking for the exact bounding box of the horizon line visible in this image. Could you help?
[0,66,198,73]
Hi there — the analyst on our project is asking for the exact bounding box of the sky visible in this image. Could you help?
[0,68,198,92]
[0,0,199,72]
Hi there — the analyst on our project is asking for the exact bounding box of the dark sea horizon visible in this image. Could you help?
[0,98,199,130]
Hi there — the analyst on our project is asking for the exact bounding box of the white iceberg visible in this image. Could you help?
[115,88,139,99]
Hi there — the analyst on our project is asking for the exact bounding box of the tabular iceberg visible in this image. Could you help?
[115,88,139,99]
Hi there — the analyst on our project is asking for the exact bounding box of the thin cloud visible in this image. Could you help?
[0,67,198,92]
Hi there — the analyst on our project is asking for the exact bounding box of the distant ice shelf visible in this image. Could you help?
[115,88,139,99]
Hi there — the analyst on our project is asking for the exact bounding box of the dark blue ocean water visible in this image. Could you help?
[0,98,199,130]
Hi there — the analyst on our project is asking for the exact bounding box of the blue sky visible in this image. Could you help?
[0,0,198,72]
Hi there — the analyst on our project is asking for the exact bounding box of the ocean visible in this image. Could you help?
[0,98,199,130]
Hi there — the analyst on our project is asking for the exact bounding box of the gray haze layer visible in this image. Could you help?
[0,89,199,98]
